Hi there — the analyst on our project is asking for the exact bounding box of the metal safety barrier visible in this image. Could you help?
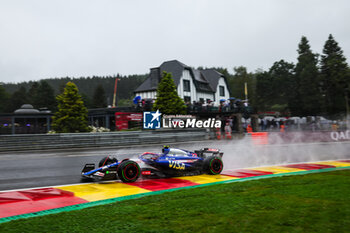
[0,129,209,152]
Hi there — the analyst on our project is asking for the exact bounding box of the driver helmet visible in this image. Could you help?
[162,145,170,154]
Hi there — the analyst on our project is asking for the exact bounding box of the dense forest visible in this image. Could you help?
[0,34,349,119]
[0,74,146,112]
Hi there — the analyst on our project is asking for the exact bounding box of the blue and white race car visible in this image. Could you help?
[81,146,224,183]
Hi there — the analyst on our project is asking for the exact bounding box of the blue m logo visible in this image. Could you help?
[143,110,161,129]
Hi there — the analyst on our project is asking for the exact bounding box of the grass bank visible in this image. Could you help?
[1,170,350,232]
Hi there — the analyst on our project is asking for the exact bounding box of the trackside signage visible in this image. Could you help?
[330,130,350,141]
[143,110,221,129]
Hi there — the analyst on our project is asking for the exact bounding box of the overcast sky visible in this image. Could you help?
[0,0,349,83]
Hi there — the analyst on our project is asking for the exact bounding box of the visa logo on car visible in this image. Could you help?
[168,161,185,170]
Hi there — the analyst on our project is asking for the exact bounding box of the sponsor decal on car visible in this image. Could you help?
[141,170,152,175]
[207,148,219,152]
[95,172,105,177]
[168,161,185,170]
[176,160,197,163]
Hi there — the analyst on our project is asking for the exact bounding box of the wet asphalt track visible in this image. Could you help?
[1,140,350,191]
[0,141,200,191]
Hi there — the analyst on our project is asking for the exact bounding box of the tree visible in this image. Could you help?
[269,60,295,113]
[255,71,272,112]
[81,93,93,109]
[320,34,350,116]
[8,86,28,112]
[153,72,186,114]
[1,74,147,106]
[27,81,56,111]
[295,36,324,116]
[92,84,107,108]
[27,82,40,105]
[228,67,256,106]
[36,80,57,111]
[0,85,10,113]
[52,82,89,133]
[255,61,295,114]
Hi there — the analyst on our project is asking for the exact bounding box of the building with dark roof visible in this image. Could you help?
[0,104,52,135]
[134,60,231,105]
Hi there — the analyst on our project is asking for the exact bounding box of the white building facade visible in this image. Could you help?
[134,60,231,105]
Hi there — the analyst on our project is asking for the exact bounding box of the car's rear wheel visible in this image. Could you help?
[204,156,223,175]
[117,160,140,183]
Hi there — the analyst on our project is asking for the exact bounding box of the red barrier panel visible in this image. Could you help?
[250,132,269,145]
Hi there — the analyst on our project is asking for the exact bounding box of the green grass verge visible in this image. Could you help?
[1,170,350,233]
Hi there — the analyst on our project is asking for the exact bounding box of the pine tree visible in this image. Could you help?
[27,82,40,106]
[8,86,28,112]
[28,81,56,111]
[255,71,272,112]
[36,80,56,111]
[81,93,93,109]
[153,72,186,114]
[0,85,10,113]
[92,84,107,108]
[321,34,349,116]
[269,60,295,113]
[295,36,324,116]
[52,82,89,133]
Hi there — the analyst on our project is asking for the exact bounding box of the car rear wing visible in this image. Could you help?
[195,148,223,158]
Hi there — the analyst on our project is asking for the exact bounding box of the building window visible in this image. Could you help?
[183,80,191,92]
[184,96,191,103]
[219,86,225,96]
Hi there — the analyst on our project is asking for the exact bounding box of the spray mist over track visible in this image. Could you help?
[171,134,350,170]
[1,133,349,191]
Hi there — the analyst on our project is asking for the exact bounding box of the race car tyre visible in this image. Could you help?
[203,156,223,175]
[117,160,141,183]
[98,157,117,167]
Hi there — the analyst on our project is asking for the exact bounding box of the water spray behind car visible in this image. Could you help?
[177,132,350,170]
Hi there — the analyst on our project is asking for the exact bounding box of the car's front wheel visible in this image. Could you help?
[117,160,140,183]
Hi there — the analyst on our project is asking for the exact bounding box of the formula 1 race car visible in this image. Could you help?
[81,146,224,183]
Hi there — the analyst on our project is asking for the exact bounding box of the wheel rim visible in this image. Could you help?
[124,163,139,180]
[210,158,223,174]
